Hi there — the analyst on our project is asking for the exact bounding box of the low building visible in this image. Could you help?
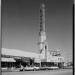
[1,48,40,70]
[1,48,64,69]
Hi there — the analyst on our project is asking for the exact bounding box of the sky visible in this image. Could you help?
[2,0,73,61]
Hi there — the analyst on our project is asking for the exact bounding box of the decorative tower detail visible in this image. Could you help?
[38,2,48,62]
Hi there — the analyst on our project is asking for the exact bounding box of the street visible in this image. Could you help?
[2,69,72,75]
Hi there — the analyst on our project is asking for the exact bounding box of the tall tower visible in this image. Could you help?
[39,1,48,62]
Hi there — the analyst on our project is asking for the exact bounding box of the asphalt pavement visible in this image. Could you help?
[2,69,72,75]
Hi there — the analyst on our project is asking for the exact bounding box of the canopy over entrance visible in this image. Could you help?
[1,58,16,62]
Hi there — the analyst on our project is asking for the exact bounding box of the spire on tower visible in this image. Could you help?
[40,0,45,32]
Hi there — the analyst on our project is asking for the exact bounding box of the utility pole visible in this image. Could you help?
[0,0,1,74]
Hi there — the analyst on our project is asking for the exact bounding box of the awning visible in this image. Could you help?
[1,58,16,62]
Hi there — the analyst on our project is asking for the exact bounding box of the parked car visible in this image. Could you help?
[24,66,34,71]
[24,66,40,71]
[1,67,8,72]
[40,66,59,70]
[19,65,24,71]
[33,66,40,71]
[49,66,59,70]
[40,67,47,70]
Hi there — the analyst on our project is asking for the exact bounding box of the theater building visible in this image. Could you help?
[1,48,64,71]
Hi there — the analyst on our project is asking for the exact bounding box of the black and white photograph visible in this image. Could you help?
[1,0,73,75]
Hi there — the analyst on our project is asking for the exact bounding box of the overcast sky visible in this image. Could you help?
[2,0,73,61]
